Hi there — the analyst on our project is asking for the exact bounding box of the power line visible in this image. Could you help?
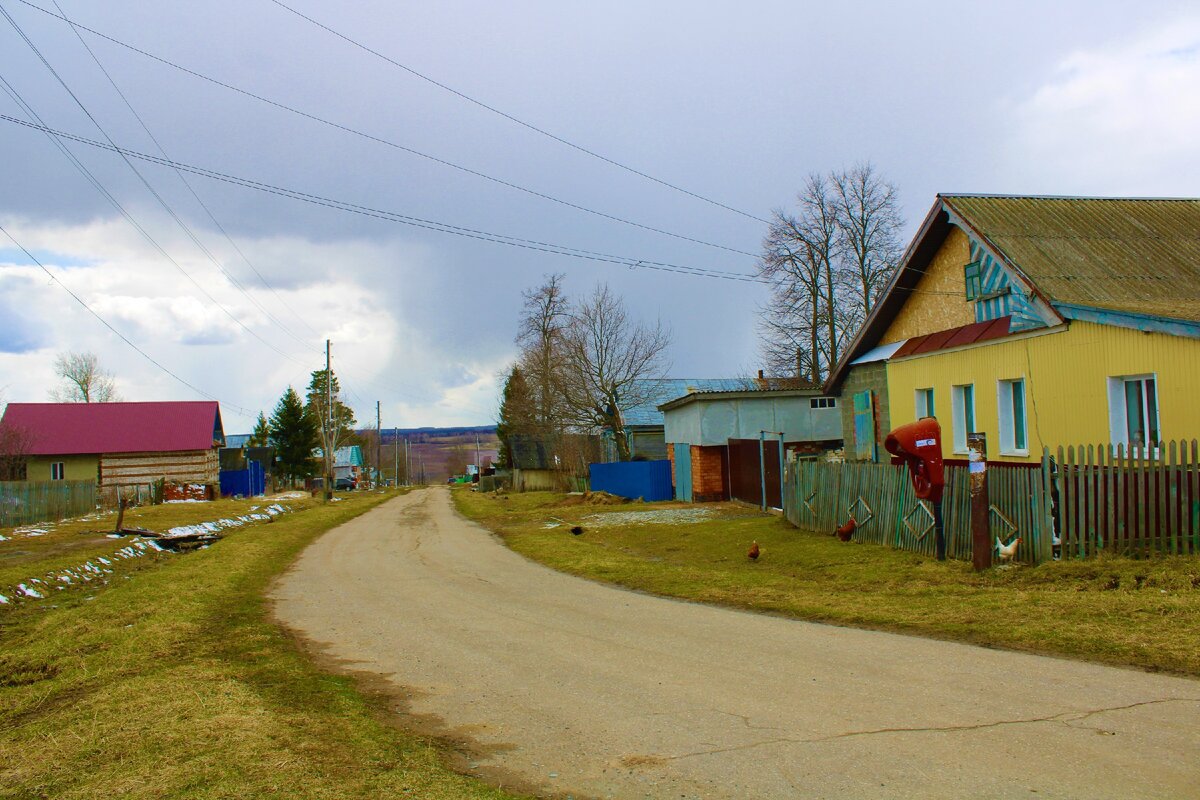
[0,114,768,284]
[265,0,771,225]
[0,221,255,417]
[0,5,316,366]
[15,0,759,257]
[49,0,320,341]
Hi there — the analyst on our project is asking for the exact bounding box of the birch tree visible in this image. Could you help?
[50,351,120,402]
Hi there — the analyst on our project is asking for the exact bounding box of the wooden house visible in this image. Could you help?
[827,195,1200,464]
[0,401,224,489]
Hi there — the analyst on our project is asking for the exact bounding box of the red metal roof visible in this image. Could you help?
[0,402,224,456]
[892,317,1012,358]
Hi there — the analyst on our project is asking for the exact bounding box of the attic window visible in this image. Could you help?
[964,260,983,300]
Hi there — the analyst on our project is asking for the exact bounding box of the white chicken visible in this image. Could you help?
[996,536,1021,563]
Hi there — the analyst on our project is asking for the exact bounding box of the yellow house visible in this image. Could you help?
[828,195,1200,464]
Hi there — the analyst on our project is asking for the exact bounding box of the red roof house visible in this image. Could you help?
[1,401,224,489]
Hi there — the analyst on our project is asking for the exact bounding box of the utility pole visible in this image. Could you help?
[375,400,381,489]
[404,437,410,486]
[475,432,481,477]
[324,339,333,501]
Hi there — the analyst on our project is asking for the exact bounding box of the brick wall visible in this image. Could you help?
[690,445,728,503]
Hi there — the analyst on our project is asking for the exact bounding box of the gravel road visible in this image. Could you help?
[270,487,1200,799]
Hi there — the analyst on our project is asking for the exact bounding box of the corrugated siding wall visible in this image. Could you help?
[99,449,219,487]
[886,322,1200,463]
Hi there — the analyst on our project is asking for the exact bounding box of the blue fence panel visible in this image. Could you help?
[219,460,265,497]
[588,460,673,501]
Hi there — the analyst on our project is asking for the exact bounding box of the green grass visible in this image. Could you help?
[455,488,1200,676]
[0,490,527,800]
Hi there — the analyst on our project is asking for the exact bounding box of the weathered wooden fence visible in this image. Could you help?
[0,480,98,528]
[1054,440,1200,558]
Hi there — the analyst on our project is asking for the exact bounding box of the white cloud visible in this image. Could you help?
[0,214,508,430]
[1007,15,1200,192]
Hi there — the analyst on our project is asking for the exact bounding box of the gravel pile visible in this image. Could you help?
[581,507,715,527]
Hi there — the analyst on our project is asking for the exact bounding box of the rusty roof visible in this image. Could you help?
[944,195,1200,322]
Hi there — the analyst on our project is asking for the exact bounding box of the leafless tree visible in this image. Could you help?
[50,351,120,403]
[757,165,902,383]
[516,273,570,432]
[0,416,33,481]
[556,284,671,461]
[831,162,903,324]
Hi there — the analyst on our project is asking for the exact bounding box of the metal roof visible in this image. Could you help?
[849,340,905,366]
[621,378,747,427]
[0,401,224,456]
[944,195,1200,323]
[658,386,826,412]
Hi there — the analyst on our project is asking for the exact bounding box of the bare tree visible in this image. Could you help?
[831,162,903,323]
[757,165,903,383]
[516,274,570,432]
[0,418,34,481]
[50,351,120,403]
[556,284,670,461]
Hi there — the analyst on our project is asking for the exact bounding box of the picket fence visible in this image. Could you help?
[0,480,98,528]
[783,440,1200,564]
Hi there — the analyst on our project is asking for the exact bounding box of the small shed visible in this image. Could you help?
[601,378,745,462]
[660,389,842,505]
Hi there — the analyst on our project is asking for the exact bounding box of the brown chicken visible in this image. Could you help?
[835,517,857,542]
[747,541,760,561]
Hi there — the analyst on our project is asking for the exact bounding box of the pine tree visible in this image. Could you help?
[248,412,271,446]
[270,386,318,484]
[496,365,535,467]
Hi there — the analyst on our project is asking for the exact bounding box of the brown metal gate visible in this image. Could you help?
[728,438,782,508]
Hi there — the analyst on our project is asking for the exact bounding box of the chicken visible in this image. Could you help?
[834,517,857,542]
[996,536,1022,562]
[747,541,760,561]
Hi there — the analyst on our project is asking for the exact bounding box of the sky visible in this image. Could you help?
[1,0,1198,432]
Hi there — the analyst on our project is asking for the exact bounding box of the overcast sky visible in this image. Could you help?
[1,1,1197,431]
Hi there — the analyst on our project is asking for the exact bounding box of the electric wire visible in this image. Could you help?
[0,114,767,283]
[0,6,316,366]
[50,0,321,341]
[0,222,255,417]
[266,0,771,225]
[15,0,758,258]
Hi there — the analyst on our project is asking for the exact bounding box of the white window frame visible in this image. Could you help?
[951,384,975,454]
[1107,374,1160,453]
[51,461,65,481]
[809,397,837,409]
[997,378,1028,456]
[914,387,935,419]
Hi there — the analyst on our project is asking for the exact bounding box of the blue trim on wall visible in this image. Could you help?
[967,239,1043,331]
[1054,303,1200,339]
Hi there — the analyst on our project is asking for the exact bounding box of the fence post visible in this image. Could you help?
[968,432,990,569]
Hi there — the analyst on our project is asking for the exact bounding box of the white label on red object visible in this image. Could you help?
[916,438,936,448]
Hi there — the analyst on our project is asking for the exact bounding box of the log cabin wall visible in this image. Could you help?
[99,449,219,488]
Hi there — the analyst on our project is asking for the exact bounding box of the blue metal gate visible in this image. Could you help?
[673,443,692,502]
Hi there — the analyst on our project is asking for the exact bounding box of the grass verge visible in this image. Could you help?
[455,488,1200,677]
[1,489,526,800]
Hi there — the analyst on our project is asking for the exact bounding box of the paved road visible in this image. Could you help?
[271,488,1200,799]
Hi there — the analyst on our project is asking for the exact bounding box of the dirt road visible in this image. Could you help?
[271,488,1200,799]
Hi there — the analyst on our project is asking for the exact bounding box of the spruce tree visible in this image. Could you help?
[270,386,318,484]
[248,412,271,446]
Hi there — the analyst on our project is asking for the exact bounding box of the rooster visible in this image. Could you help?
[834,517,857,542]
[996,536,1021,562]
[747,541,760,561]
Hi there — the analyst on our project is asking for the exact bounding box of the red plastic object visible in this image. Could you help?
[884,418,945,503]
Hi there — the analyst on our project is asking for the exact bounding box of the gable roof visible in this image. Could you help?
[827,194,1200,391]
[943,194,1200,323]
[0,401,224,456]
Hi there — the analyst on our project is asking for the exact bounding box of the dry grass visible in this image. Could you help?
[457,488,1200,676]
[0,489,527,800]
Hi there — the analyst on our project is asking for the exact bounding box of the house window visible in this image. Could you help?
[810,397,837,409]
[51,461,66,480]
[997,379,1028,455]
[964,261,983,301]
[1108,375,1160,451]
[915,388,935,419]
[951,384,975,453]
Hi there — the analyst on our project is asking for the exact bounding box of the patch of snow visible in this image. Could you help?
[17,583,43,599]
[0,594,8,604]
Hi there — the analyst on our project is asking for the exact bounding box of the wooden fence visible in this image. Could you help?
[0,480,98,528]
[784,442,1200,564]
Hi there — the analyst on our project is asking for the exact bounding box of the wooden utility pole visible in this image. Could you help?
[968,432,991,570]
[324,339,333,501]
[375,400,381,488]
[393,427,399,487]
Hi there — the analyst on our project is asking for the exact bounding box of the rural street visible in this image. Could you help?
[271,488,1200,799]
